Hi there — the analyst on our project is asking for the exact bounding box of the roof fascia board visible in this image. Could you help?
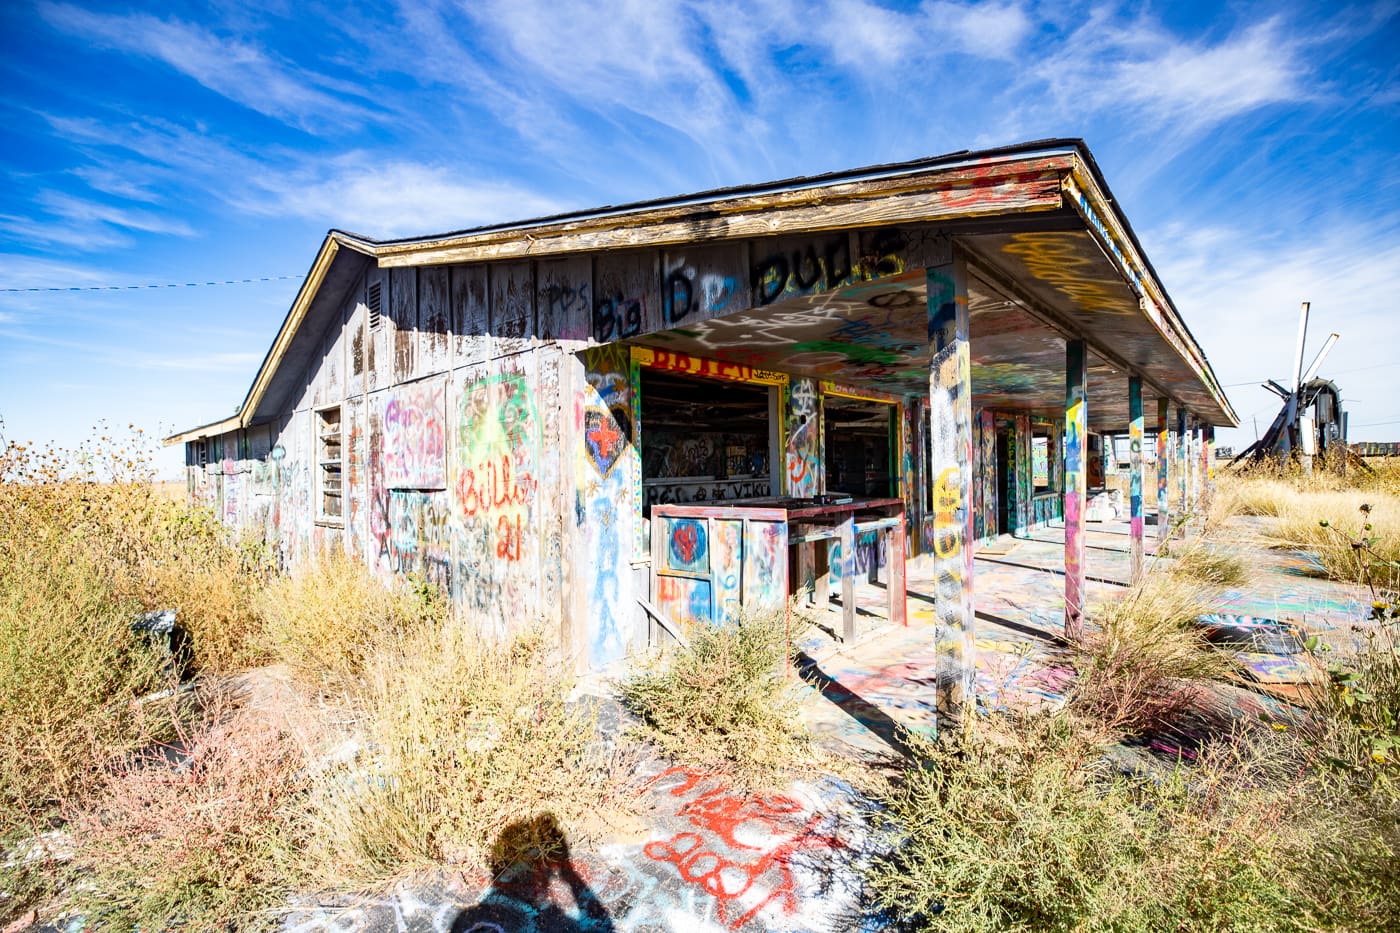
[1061,167,1239,426]
[373,152,1077,268]
[164,416,240,447]
[365,142,1081,249]
[238,236,342,425]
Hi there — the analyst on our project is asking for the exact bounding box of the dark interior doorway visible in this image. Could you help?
[823,396,895,498]
[996,427,1014,535]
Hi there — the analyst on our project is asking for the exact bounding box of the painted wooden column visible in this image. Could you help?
[1175,407,1188,538]
[1187,419,1199,509]
[1064,339,1088,640]
[1204,426,1215,504]
[1102,433,1114,489]
[1157,398,1170,547]
[1128,376,1145,585]
[927,258,975,723]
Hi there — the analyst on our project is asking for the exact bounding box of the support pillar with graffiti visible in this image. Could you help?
[1064,339,1087,640]
[1176,406,1188,538]
[1157,398,1170,547]
[1128,375,1144,585]
[1204,425,1215,506]
[926,257,974,727]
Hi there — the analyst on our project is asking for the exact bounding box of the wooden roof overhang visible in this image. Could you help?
[167,139,1235,445]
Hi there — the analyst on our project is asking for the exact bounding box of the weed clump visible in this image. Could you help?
[300,623,619,885]
[619,606,811,782]
[866,712,1315,932]
[256,551,439,689]
[1074,575,1227,734]
[1165,542,1249,586]
[66,693,312,932]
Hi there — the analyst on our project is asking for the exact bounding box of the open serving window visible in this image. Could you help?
[639,368,779,508]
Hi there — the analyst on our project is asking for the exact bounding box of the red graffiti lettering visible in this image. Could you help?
[642,768,843,930]
[496,513,522,561]
[456,455,531,517]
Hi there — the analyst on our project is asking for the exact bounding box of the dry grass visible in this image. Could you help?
[864,711,1312,932]
[619,604,816,785]
[1212,463,1400,589]
[298,623,624,886]
[1274,495,1400,588]
[1165,541,1250,586]
[1074,574,1228,734]
[256,551,439,689]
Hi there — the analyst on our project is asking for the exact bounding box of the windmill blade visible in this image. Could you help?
[1301,333,1340,384]
[1292,301,1310,394]
[1262,380,1290,399]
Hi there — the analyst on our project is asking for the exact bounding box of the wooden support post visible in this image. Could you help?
[1204,426,1215,504]
[890,516,908,626]
[927,259,975,724]
[796,532,815,605]
[839,514,856,643]
[1102,432,1113,489]
[1128,376,1145,585]
[1176,407,1188,538]
[1064,339,1088,640]
[1189,420,1201,509]
[1157,398,1170,547]
[814,542,830,608]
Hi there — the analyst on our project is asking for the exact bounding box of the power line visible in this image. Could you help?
[0,274,305,294]
[1221,361,1395,387]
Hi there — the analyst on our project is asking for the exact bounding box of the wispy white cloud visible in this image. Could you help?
[37,191,196,237]
[69,166,164,203]
[1028,11,1314,132]
[1112,18,1311,124]
[0,253,117,290]
[240,158,565,237]
[38,1,378,133]
[0,188,197,252]
[929,0,1033,60]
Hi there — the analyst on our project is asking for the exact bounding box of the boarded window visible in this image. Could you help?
[317,406,343,521]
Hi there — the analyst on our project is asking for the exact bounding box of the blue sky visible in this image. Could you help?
[2,0,1397,476]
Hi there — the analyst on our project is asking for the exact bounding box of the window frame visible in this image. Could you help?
[316,405,344,524]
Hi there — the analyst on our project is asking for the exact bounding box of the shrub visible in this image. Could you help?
[618,604,813,782]
[1074,575,1227,734]
[865,712,1305,933]
[66,692,313,932]
[0,426,272,676]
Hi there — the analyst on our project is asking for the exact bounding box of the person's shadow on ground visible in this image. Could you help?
[451,812,616,933]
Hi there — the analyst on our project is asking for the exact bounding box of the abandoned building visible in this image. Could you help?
[168,139,1237,707]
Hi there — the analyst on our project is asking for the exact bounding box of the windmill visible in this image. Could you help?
[1230,302,1355,473]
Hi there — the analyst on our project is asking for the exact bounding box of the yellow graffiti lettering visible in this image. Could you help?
[933,467,962,558]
